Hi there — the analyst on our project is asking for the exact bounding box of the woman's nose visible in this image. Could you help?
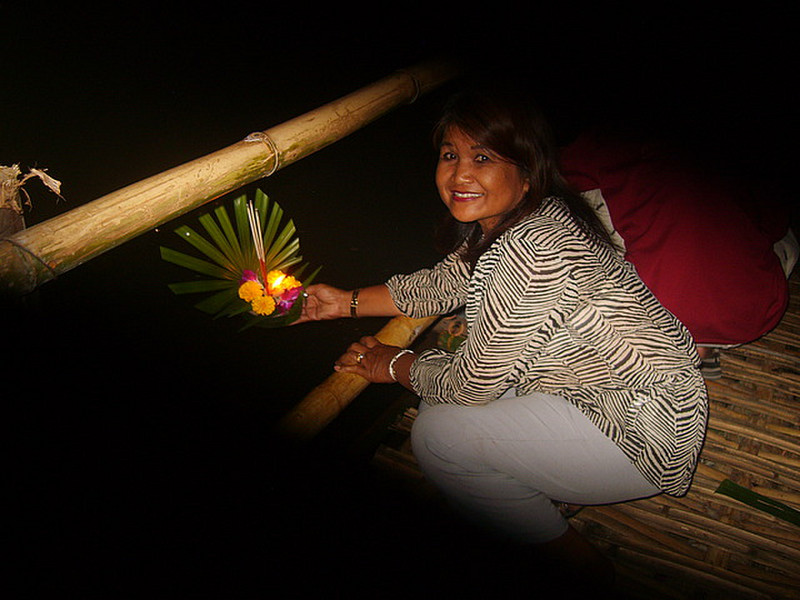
[454,160,474,182]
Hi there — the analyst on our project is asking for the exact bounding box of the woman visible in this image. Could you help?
[299,90,708,583]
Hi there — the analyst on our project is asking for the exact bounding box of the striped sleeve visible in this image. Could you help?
[385,250,471,318]
[411,232,579,405]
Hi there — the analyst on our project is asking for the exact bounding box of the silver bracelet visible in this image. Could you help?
[388,349,414,382]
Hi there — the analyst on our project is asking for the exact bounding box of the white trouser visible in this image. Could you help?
[411,391,660,543]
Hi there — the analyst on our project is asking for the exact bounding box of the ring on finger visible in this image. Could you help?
[356,352,365,364]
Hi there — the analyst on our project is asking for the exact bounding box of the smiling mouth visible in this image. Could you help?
[451,191,482,202]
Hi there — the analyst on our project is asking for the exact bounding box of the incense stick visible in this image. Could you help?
[247,200,268,285]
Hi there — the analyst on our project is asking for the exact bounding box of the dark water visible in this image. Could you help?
[5,6,795,596]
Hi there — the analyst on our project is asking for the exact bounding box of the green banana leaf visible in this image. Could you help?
[160,190,321,325]
[715,479,800,527]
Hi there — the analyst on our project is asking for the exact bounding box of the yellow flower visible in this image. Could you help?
[283,275,301,289]
[267,270,301,294]
[251,294,276,316]
[238,280,264,302]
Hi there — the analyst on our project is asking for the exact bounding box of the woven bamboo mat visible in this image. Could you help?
[572,269,800,600]
[372,270,800,599]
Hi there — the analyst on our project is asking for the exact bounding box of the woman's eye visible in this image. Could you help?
[441,151,456,161]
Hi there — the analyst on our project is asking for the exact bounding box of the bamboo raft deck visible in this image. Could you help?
[370,269,800,599]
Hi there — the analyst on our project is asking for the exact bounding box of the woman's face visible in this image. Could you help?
[436,126,530,234]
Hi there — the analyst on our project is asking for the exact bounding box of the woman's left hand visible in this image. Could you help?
[334,336,402,383]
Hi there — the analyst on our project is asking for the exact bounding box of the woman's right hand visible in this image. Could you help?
[295,283,350,323]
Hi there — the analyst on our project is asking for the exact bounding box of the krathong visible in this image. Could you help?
[160,189,320,328]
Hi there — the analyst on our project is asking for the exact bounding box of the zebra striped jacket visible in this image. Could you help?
[386,197,709,496]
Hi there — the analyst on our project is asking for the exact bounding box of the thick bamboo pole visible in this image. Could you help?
[0,58,459,296]
[276,314,438,442]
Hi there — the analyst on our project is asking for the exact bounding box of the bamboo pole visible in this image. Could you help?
[0,58,459,296]
[275,314,438,442]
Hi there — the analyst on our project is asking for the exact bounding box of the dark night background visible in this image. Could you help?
[4,3,795,597]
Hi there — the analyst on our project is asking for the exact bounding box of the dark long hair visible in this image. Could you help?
[433,89,611,267]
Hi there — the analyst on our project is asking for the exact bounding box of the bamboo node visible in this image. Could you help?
[1,236,57,278]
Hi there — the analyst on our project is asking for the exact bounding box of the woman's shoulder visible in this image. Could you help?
[501,197,576,246]
[472,201,572,278]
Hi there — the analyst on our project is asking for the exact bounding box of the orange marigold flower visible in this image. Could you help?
[251,294,276,316]
[238,280,265,302]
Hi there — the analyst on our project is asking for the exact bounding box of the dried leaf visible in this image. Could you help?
[28,168,64,199]
[0,164,64,213]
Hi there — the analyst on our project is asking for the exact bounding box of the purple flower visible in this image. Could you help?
[240,269,259,284]
[275,286,303,313]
